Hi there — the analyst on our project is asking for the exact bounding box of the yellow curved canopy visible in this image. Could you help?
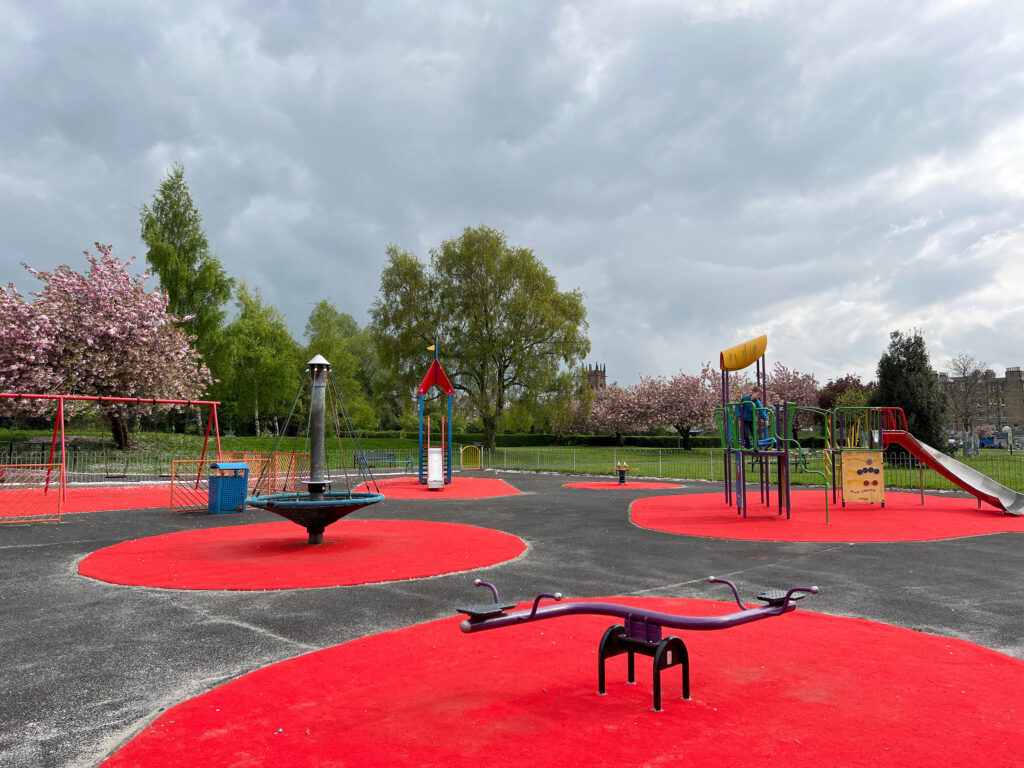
[719,334,767,371]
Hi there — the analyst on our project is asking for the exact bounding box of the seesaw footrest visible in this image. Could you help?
[456,603,516,619]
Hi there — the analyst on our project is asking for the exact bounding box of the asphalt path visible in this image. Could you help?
[1,471,1020,767]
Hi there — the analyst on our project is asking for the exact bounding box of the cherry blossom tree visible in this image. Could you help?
[662,363,717,449]
[631,375,671,432]
[712,368,754,406]
[588,384,645,445]
[8,244,212,448]
[766,362,820,439]
[0,282,58,400]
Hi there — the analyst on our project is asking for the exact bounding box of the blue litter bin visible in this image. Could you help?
[209,462,249,514]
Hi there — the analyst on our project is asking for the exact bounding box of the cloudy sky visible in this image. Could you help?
[3,0,1023,387]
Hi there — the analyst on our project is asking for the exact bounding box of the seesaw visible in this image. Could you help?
[457,577,819,711]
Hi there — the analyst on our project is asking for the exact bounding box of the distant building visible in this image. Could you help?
[585,363,606,389]
[936,366,1024,435]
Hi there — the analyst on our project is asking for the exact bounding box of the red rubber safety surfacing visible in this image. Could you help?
[78,520,526,590]
[354,476,521,499]
[0,485,173,515]
[632,490,1024,542]
[564,481,685,490]
[100,597,1024,767]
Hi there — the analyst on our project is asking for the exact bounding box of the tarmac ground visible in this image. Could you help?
[1,470,1021,767]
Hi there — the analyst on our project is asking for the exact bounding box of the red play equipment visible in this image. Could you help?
[417,345,453,486]
[0,392,221,505]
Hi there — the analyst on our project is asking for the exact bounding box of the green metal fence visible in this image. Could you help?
[4,443,1022,495]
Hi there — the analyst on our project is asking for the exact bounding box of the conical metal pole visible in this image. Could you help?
[306,354,330,543]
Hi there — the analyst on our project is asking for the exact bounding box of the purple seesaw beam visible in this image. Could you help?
[458,577,819,634]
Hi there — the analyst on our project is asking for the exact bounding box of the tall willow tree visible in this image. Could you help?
[370,225,590,450]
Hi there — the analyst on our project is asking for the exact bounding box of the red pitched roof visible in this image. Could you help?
[417,359,454,395]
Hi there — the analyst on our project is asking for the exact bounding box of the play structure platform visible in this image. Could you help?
[715,334,1023,519]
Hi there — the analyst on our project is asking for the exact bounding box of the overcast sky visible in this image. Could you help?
[3,0,1023,387]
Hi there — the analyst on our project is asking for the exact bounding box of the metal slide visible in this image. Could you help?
[883,431,1024,515]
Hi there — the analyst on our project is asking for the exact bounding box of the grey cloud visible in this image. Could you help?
[3,0,1023,386]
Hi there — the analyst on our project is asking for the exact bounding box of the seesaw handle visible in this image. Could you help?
[708,577,746,610]
[528,592,563,620]
[474,579,501,603]
[783,586,819,608]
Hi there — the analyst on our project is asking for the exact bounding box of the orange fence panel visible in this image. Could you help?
[221,451,271,494]
[169,453,312,514]
[236,451,310,495]
[0,464,63,523]
[169,460,210,515]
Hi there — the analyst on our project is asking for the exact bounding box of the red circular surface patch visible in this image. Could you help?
[100,597,1024,767]
[564,481,685,490]
[355,475,521,499]
[631,490,1024,542]
[78,520,526,590]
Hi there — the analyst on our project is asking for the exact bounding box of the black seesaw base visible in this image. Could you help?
[598,618,690,712]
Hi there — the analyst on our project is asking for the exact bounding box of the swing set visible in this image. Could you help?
[0,392,221,523]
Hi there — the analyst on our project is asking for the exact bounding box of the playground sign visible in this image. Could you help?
[842,451,884,504]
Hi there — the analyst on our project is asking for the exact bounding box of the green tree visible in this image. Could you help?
[222,284,300,436]
[834,385,874,411]
[303,300,376,429]
[370,225,590,450]
[537,368,594,440]
[140,162,233,358]
[873,330,949,451]
[817,374,873,412]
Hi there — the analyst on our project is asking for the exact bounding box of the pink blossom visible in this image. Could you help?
[0,244,211,418]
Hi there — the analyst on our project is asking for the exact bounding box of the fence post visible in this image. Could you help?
[573,449,576,474]
[659,450,662,477]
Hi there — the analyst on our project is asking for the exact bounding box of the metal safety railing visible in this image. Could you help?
[0,447,178,483]
[480,447,1024,493]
